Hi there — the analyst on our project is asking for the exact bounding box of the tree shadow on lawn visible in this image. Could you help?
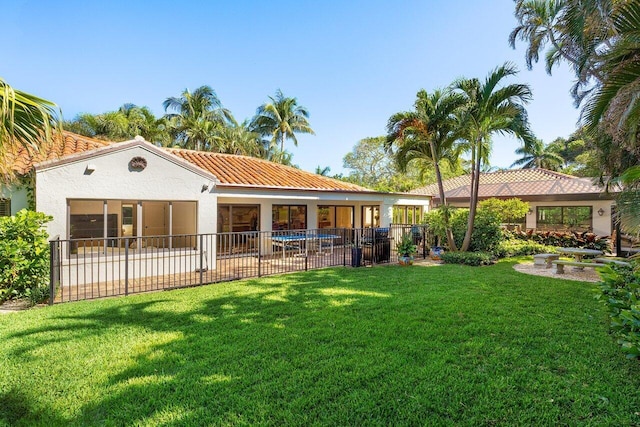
[5,267,431,426]
[4,262,640,426]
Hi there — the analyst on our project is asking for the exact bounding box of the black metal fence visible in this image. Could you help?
[49,224,433,304]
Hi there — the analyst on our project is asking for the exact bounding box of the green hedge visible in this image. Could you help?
[493,240,558,258]
[506,229,609,251]
[441,251,494,266]
[0,210,52,304]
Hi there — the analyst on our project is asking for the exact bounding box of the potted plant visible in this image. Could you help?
[430,246,444,260]
[396,233,417,266]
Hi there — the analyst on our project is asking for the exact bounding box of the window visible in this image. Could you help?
[217,205,260,255]
[272,205,307,230]
[68,199,197,248]
[537,206,592,232]
[0,199,10,217]
[392,205,423,224]
[362,206,380,228]
[218,205,260,233]
[317,206,354,229]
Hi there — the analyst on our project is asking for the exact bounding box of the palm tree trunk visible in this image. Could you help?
[430,140,458,251]
[461,138,482,251]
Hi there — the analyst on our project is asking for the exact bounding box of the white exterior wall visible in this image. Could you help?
[0,183,29,214]
[36,144,218,283]
[216,190,430,256]
[36,145,217,240]
[216,189,431,229]
[526,199,614,236]
[446,198,614,236]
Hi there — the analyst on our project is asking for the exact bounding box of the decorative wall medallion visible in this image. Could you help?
[129,156,147,170]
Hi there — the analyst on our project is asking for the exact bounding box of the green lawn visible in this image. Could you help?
[1,259,639,426]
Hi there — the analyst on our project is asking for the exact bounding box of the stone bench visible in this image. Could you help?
[593,257,631,267]
[533,253,560,269]
[552,260,602,274]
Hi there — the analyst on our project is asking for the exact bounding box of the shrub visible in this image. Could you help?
[595,260,640,358]
[0,210,52,304]
[441,251,494,266]
[506,229,610,251]
[478,197,529,226]
[449,209,504,253]
[493,239,558,258]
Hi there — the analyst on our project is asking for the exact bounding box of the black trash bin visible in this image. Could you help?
[351,247,362,267]
[362,228,390,264]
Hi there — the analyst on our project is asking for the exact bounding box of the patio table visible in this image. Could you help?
[557,247,603,269]
[271,233,340,259]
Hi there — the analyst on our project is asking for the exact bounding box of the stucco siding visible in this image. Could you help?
[36,145,217,239]
[0,184,29,214]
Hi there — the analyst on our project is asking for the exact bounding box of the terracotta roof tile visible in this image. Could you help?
[411,169,614,200]
[11,131,372,193]
[8,131,112,175]
[168,148,372,192]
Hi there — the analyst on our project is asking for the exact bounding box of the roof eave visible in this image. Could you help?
[34,138,220,183]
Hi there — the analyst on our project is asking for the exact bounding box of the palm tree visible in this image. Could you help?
[510,138,564,169]
[0,77,62,181]
[163,85,231,151]
[315,166,331,176]
[509,0,610,101]
[509,0,572,72]
[387,89,464,251]
[617,166,640,234]
[118,104,170,145]
[583,1,640,142]
[579,1,640,238]
[250,89,315,152]
[453,64,534,251]
[212,116,264,156]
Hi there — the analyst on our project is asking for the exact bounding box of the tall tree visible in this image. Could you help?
[583,1,640,147]
[163,85,231,151]
[0,77,62,181]
[343,137,397,188]
[212,116,264,156]
[453,64,534,251]
[511,138,564,169]
[65,104,169,145]
[510,0,640,236]
[509,0,611,101]
[386,89,464,251]
[250,89,315,152]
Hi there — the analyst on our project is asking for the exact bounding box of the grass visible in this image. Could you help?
[1,259,639,426]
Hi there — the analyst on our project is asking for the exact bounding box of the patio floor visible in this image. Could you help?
[54,247,360,303]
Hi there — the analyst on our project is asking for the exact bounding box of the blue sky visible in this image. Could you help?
[5,0,580,175]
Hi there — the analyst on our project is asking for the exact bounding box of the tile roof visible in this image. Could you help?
[411,168,614,201]
[9,131,112,175]
[14,131,372,193]
[168,148,372,192]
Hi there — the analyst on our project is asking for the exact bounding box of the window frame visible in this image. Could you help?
[0,198,11,217]
[272,204,307,231]
[536,205,593,232]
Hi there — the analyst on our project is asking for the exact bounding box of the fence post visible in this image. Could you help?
[258,232,262,277]
[48,238,57,305]
[199,234,204,285]
[124,238,129,296]
[343,228,346,266]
